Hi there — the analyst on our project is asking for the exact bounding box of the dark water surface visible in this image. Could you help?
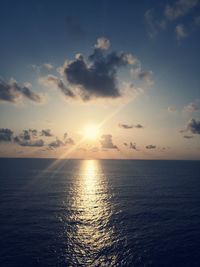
[0,159,200,266]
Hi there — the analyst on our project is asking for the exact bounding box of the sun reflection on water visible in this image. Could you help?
[66,160,117,266]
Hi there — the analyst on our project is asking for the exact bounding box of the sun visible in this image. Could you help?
[83,124,99,140]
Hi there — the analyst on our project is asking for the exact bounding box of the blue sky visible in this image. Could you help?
[0,0,200,159]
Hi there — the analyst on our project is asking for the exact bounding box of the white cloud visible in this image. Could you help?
[94,37,110,50]
[168,106,177,112]
[184,101,200,112]
[175,24,188,39]
[43,63,54,70]
[165,0,199,20]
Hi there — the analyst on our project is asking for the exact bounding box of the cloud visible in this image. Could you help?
[146,144,156,149]
[165,0,199,20]
[131,67,153,85]
[0,78,42,104]
[64,42,135,100]
[0,127,75,149]
[135,124,144,128]
[14,129,38,142]
[144,8,165,38]
[145,0,199,39]
[0,128,13,142]
[17,139,45,147]
[43,63,54,70]
[144,9,158,38]
[186,118,200,134]
[184,101,200,112]
[13,129,44,147]
[119,123,144,129]
[63,132,75,145]
[183,135,193,139]
[100,134,118,149]
[65,137,74,145]
[119,123,133,129]
[94,37,110,50]
[39,75,75,98]
[48,139,64,148]
[41,129,53,137]
[130,142,137,150]
[168,106,177,112]
[40,38,149,102]
[175,24,188,39]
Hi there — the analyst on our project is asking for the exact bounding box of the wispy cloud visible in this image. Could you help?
[184,101,200,112]
[175,24,188,39]
[43,63,54,70]
[145,0,199,40]
[168,106,177,112]
[0,78,43,104]
[39,75,75,98]
[165,0,198,20]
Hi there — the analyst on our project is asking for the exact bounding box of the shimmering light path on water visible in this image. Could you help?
[0,159,200,266]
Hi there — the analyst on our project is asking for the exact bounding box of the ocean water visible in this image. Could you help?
[0,159,200,267]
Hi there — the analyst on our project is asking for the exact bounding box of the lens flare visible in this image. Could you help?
[83,125,99,140]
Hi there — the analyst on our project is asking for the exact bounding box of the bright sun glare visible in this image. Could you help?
[83,125,99,140]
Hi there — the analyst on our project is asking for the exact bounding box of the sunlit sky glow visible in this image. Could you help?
[0,0,200,159]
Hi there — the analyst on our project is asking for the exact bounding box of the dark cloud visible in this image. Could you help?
[17,139,45,147]
[183,135,193,139]
[0,128,13,142]
[0,79,42,103]
[39,38,148,101]
[41,129,53,137]
[135,124,144,128]
[130,142,137,150]
[186,119,200,134]
[0,127,75,149]
[64,48,133,100]
[48,139,64,148]
[63,132,75,145]
[124,141,138,150]
[119,123,133,129]
[119,123,144,129]
[146,144,156,149]
[100,134,118,149]
[15,129,38,142]
[13,129,44,147]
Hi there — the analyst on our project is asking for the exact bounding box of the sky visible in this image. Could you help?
[0,0,200,159]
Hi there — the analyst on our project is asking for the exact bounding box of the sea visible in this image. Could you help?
[0,158,200,267]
